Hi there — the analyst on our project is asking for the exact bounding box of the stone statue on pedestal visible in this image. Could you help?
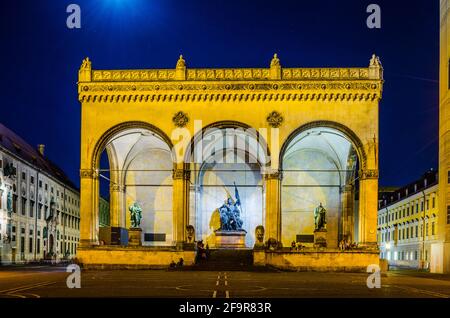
[218,182,244,231]
[129,202,142,228]
[314,203,327,231]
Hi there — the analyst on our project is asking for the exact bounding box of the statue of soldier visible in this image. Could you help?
[314,203,327,230]
[218,182,244,231]
[129,202,142,228]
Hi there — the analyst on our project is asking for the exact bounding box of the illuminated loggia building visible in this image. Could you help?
[76,54,383,270]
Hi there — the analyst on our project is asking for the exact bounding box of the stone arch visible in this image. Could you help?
[183,120,271,165]
[91,121,174,170]
[279,120,367,171]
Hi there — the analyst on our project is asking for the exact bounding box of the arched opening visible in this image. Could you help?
[280,124,363,248]
[186,122,270,248]
[95,123,174,246]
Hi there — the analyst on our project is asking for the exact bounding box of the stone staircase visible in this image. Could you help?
[173,248,274,271]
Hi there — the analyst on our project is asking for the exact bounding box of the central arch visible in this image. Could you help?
[185,121,271,247]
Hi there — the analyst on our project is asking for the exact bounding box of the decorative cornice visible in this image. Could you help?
[360,169,379,180]
[79,82,382,103]
[79,56,384,103]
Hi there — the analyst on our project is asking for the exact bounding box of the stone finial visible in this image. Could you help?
[81,57,91,70]
[176,54,186,68]
[269,53,281,80]
[369,54,382,67]
[175,55,186,80]
[270,53,281,68]
[79,57,92,82]
[369,54,383,80]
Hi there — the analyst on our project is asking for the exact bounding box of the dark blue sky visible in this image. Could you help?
[0,0,439,188]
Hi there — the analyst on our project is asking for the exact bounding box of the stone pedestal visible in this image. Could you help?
[128,228,142,247]
[215,230,247,248]
[314,229,327,248]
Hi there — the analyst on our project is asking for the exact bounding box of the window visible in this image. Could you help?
[39,180,42,188]
[45,183,48,191]
[407,207,410,216]
[421,201,424,212]
[416,225,418,238]
[51,187,53,194]
[29,237,33,253]
[416,203,419,213]
[37,239,40,254]
[447,206,450,225]
[415,250,418,260]
[13,194,17,213]
[432,222,435,236]
[21,172,26,180]
[448,170,450,184]
[29,201,34,218]
[426,200,429,210]
[426,223,429,236]
[20,237,25,254]
[432,197,436,208]
[21,198,26,215]
[30,176,34,184]
[38,204,42,219]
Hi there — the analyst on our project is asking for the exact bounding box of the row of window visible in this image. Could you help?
[381,250,428,262]
[378,196,436,225]
[12,163,80,207]
[380,222,436,242]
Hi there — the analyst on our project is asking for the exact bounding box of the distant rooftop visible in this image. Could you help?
[0,123,78,191]
[378,169,438,209]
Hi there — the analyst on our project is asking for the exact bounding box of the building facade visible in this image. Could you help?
[76,53,383,270]
[438,0,450,274]
[378,171,439,269]
[0,124,81,264]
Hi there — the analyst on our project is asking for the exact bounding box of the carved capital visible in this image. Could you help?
[80,169,96,179]
[173,169,190,180]
[110,184,124,192]
[263,171,283,181]
[360,169,379,180]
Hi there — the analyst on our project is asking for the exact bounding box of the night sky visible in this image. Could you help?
[0,0,439,189]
